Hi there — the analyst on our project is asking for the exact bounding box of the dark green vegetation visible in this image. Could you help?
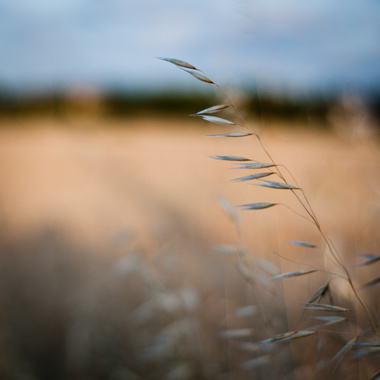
[1,87,379,127]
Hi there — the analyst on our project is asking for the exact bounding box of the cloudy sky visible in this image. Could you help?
[1,0,379,95]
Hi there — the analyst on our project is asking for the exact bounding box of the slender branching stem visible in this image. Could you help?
[213,78,378,335]
[161,57,379,346]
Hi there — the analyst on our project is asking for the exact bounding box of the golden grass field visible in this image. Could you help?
[0,116,379,379]
[1,117,379,247]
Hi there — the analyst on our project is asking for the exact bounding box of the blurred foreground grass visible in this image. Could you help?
[0,116,379,379]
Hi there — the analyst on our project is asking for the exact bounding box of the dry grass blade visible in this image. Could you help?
[351,347,380,358]
[210,155,251,162]
[192,104,230,115]
[233,162,276,169]
[302,303,349,312]
[235,305,258,317]
[199,115,235,125]
[273,269,317,279]
[312,316,346,327]
[260,331,297,344]
[255,180,299,190]
[235,262,261,284]
[240,356,271,370]
[361,275,380,288]
[220,328,254,338]
[277,329,317,342]
[258,258,279,276]
[157,57,197,70]
[357,254,380,266]
[237,342,270,353]
[239,202,277,210]
[232,172,273,182]
[219,196,240,227]
[331,336,358,371]
[184,69,214,84]
[213,244,240,255]
[369,370,380,380]
[354,342,380,347]
[306,282,330,303]
[287,240,316,248]
[207,132,252,138]
[260,330,316,344]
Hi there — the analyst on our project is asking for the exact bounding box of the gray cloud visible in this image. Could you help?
[0,0,379,94]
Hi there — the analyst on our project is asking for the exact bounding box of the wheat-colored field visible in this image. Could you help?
[1,117,379,247]
[0,117,379,379]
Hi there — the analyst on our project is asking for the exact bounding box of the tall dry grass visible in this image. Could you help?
[157,57,380,379]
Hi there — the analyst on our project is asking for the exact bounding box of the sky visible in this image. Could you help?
[1,0,379,96]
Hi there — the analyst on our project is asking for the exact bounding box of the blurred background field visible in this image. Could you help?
[0,110,379,379]
[1,0,380,378]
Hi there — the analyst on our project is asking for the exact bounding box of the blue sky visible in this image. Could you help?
[1,0,379,95]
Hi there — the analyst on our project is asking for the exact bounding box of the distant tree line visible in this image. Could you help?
[0,88,379,129]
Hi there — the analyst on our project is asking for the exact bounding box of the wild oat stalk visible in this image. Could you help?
[158,57,379,375]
